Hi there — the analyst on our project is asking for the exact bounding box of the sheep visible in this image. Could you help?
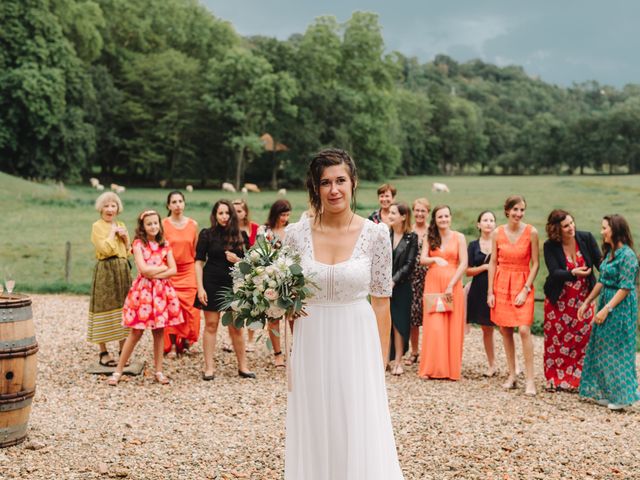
[159,180,168,188]
[115,185,126,194]
[110,183,118,191]
[277,188,287,196]
[89,177,100,188]
[244,183,260,193]
[241,187,248,194]
[431,182,450,193]
[186,185,194,193]
[222,182,236,193]
[96,184,105,191]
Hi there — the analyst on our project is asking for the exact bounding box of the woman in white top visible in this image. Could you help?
[284,148,404,479]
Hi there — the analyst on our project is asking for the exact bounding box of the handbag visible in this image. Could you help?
[424,293,453,313]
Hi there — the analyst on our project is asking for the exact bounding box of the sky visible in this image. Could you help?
[202,0,639,88]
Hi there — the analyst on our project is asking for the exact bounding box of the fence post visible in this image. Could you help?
[65,241,71,283]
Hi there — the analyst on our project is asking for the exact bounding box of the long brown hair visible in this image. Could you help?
[207,200,244,251]
[602,214,635,259]
[427,205,451,250]
[265,199,292,229]
[135,210,166,246]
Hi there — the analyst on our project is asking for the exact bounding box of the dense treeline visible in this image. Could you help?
[2,0,640,188]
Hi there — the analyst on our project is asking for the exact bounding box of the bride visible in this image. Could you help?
[284,148,404,479]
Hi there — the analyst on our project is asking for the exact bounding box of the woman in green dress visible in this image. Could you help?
[577,214,639,410]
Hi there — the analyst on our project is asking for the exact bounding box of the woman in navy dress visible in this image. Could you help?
[466,211,497,377]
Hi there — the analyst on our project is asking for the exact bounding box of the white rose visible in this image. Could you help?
[264,288,279,301]
[256,283,265,293]
[250,250,260,261]
[255,266,265,275]
[266,305,286,318]
[230,300,240,312]
[268,280,277,288]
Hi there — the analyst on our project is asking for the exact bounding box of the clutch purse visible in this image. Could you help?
[424,293,453,313]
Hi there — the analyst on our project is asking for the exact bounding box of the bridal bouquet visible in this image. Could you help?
[220,234,315,334]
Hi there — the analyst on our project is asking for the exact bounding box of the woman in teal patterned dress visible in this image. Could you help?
[577,214,639,410]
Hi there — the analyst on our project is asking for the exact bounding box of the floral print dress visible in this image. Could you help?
[543,248,593,390]
[123,239,184,330]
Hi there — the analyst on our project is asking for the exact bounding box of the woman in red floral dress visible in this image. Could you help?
[542,210,601,390]
[108,210,184,386]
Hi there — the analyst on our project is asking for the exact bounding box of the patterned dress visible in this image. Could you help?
[543,247,593,390]
[122,239,184,330]
[580,245,639,406]
[410,239,427,327]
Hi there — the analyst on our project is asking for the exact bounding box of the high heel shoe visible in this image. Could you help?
[238,370,256,379]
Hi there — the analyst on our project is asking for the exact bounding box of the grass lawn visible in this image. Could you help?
[2,171,639,333]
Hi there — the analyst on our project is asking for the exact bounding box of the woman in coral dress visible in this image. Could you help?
[488,195,539,396]
[162,191,200,357]
[418,205,468,380]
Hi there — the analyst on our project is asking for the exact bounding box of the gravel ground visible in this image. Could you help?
[2,294,639,479]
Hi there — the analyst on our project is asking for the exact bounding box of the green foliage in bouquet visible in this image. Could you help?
[220,235,316,334]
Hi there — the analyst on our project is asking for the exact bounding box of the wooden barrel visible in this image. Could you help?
[0,294,38,448]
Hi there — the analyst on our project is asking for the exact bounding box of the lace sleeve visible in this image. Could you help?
[369,222,393,297]
[283,222,300,253]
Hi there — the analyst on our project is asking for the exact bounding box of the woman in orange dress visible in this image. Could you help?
[487,195,540,396]
[418,205,468,380]
[162,191,201,357]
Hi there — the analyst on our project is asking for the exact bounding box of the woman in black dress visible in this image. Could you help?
[195,200,255,380]
[466,210,497,377]
[388,202,418,375]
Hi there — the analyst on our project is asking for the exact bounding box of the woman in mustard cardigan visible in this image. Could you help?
[88,192,132,367]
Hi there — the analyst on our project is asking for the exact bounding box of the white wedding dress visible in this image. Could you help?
[284,218,404,480]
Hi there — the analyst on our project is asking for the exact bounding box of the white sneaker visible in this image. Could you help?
[607,402,627,410]
[596,399,609,406]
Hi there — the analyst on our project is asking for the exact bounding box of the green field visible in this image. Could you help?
[2,171,639,332]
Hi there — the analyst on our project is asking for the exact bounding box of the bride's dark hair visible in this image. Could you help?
[306,148,357,219]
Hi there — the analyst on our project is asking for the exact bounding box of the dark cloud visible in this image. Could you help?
[203,0,639,87]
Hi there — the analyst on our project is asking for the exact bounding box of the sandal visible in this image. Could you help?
[273,351,285,368]
[155,372,170,385]
[107,372,122,386]
[404,353,419,366]
[99,351,117,367]
[118,350,131,367]
[222,342,233,353]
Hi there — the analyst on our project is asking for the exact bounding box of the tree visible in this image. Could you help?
[203,48,295,189]
[0,0,95,180]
